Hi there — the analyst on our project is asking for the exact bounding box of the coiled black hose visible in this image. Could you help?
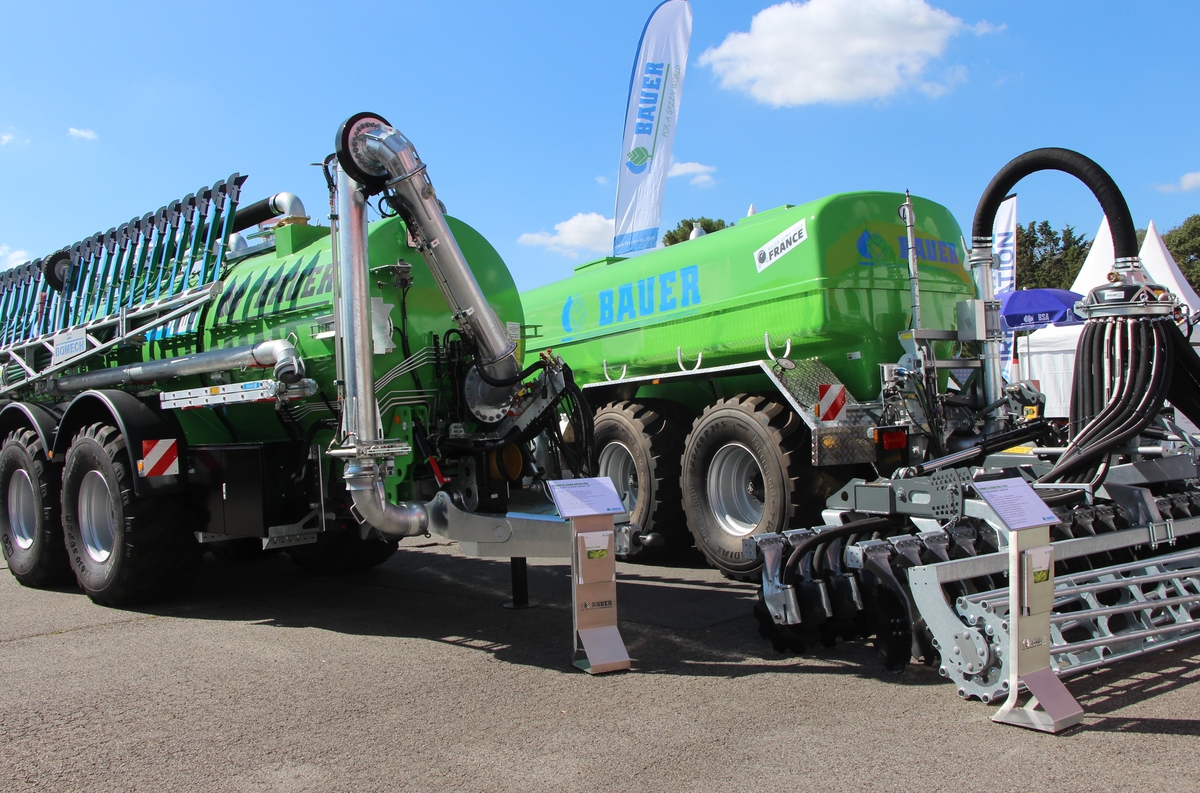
[972,148,1138,259]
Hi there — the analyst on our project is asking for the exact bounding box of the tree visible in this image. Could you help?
[1163,214,1200,290]
[1014,221,1091,291]
[662,217,727,246]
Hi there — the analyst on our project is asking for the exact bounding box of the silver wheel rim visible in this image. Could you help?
[707,443,765,537]
[598,441,639,513]
[79,470,116,564]
[8,469,37,550]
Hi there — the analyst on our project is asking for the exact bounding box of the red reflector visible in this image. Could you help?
[881,430,907,450]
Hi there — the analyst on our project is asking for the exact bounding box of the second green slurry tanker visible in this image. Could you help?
[524,148,1200,697]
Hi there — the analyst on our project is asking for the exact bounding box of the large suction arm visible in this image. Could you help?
[334,112,520,384]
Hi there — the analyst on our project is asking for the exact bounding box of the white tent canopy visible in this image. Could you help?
[1025,218,1195,417]
[1069,217,1114,295]
[1141,220,1200,312]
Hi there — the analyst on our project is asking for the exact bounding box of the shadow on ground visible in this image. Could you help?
[26,541,1200,712]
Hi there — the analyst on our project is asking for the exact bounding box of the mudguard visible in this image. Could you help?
[51,390,189,497]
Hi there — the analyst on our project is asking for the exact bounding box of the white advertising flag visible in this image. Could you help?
[612,0,692,256]
[992,194,1017,380]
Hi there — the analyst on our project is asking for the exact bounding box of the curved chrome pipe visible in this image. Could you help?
[361,126,520,383]
[52,338,304,392]
[350,479,429,539]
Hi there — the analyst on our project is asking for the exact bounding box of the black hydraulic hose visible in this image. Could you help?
[1064,320,1144,459]
[782,518,897,588]
[472,356,547,388]
[1061,320,1144,457]
[231,197,279,233]
[1047,322,1171,481]
[971,148,1138,259]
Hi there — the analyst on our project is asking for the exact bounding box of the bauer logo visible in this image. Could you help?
[754,218,807,273]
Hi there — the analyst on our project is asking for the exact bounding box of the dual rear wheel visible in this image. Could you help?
[0,422,199,605]
[594,395,844,580]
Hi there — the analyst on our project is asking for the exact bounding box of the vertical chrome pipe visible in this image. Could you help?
[899,192,922,331]
[334,164,378,448]
[970,239,1004,425]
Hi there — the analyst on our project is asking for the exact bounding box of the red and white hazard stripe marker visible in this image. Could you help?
[140,438,180,477]
[817,384,847,422]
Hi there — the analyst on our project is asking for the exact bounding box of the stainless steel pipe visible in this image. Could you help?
[52,338,304,392]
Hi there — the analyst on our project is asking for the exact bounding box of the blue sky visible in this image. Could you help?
[2,1,1197,291]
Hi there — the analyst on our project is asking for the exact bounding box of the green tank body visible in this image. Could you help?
[523,191,971,400]
[169,217,523,455]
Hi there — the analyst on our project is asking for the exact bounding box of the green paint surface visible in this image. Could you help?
[522,191,972,401]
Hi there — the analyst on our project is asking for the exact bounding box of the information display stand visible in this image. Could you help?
[547,478,631,675]
[976,478,1084,733]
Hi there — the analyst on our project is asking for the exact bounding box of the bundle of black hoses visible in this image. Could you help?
[782,517,898,587]
[1037,316,1177,504]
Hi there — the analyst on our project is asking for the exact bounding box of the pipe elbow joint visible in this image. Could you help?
[273,353,305,384]
[253,339,305,384]
[351,482,429,539]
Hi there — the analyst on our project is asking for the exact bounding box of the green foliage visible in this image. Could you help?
[1014,221,1091,291]
[1013,215,1200,294]
[1163,215,1200,290]
[663,217,727,246]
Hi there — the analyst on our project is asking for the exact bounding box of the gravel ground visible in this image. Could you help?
[2,538,1198,792]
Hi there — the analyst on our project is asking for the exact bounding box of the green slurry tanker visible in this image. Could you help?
[522,193,975,577]
[0,112,595,605]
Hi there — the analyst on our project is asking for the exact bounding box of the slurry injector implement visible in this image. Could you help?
[0,112,593,605]
[749,149,1200,698]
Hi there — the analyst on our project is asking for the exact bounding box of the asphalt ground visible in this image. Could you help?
[2,539,1199,792]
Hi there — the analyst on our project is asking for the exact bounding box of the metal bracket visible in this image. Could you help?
[602,359,626,382]
[750,533,802,625]
[676,346,703,372]
[764,332,792,364]
[263,507,322,550]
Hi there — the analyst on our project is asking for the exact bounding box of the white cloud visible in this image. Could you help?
[518,212,614,256]
[0,134,13,146]
[698,0,1002,107]
[595,175,608,185]
[1157,171,1200,193]
[0,245,30,269]
[668,161,717,187]
[68,127,98,140]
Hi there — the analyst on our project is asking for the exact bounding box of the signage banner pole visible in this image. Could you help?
[612,0,693,256]
[992,194,1017,381]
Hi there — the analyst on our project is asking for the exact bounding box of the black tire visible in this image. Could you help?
[61,423,200,605]
[0,428,72,587]
[680,395,841,580]
[287,525,398,574]
[594,401,688,558]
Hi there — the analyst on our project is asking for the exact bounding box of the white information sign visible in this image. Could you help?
[974,477,1060,531]
[547,477,626,519]
[51,328,88,366]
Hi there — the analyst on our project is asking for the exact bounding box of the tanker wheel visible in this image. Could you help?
[594,401,688,559]
[0,428,72,587]
[60,423,201,606]
[287,524,398,574]
[681,395,839,581]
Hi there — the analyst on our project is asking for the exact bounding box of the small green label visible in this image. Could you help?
[587,549,608,560]
[627,146,650,166]
[1032,569,1049,584]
